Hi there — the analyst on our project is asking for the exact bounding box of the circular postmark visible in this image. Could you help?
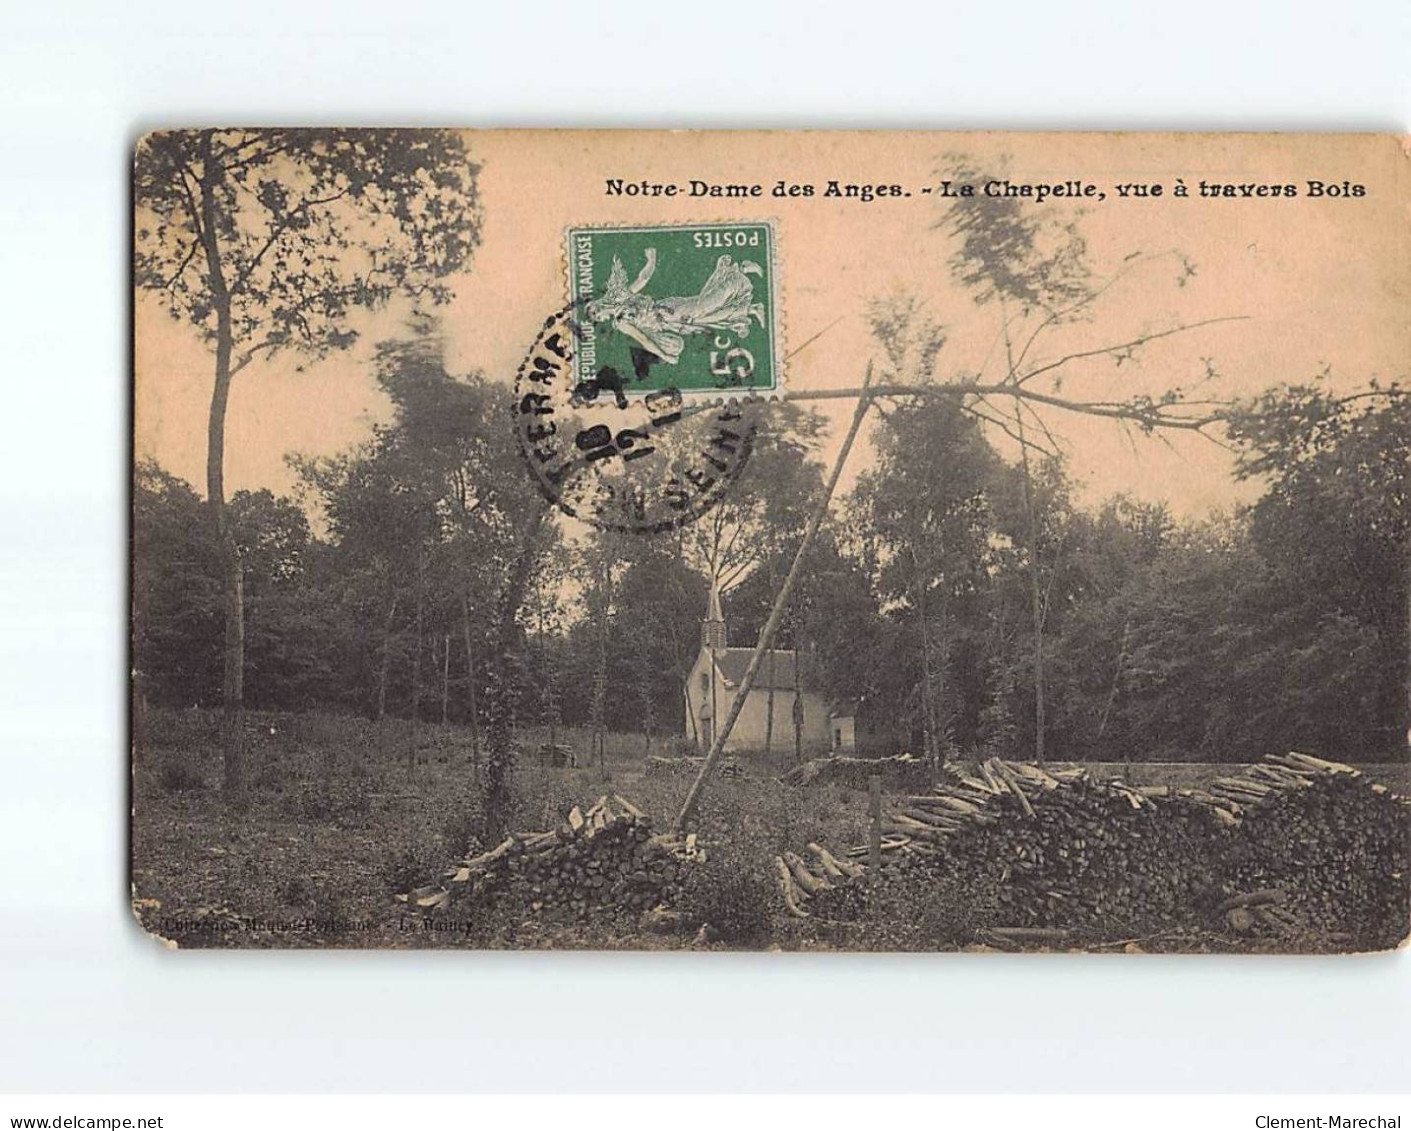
[514,302,763,533]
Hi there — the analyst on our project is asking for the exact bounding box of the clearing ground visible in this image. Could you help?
[129,708,1409,952]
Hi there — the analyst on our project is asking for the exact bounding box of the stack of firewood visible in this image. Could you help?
[534,742,577,768]
[398,794,706,920]
[645,755,698,776]
[774,752,1408,949]
[644,755,744,779]
[1219,755,1409,947]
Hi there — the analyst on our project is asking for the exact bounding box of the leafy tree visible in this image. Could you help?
[1230,384,1410,751]
[133,463,325,712]
[132,461,224,708]
[296,324,542,750]
[852,396,1012,766]
[134,129,481,790]
[568,530,709,747]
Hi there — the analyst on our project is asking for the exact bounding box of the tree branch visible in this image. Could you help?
[229,336,284,376]
[785,381,1227,433]
[1009,250,1182,375]
[231,186,353,296]
[963,397,1060,458]
[162,238,201,293]
[1017,316,1249,386]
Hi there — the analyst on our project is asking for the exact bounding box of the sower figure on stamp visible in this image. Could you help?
[588,248,766,365]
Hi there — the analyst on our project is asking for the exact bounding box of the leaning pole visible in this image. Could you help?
[674,364,877,832]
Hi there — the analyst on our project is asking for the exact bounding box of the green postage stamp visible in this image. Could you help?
[565,222,781,396]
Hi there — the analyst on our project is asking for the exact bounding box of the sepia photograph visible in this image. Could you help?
[130,129,1410,955]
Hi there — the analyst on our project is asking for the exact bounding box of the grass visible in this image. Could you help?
[130,707,1408,951]
[130,707,869,950]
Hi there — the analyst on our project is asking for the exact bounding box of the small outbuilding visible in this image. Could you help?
[829,701,859,752]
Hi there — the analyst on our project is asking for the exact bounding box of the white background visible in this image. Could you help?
[1,0,1408,1095]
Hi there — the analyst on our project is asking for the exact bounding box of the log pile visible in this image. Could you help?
[397,794,706,920]
[1219,754,1409,947]
[645,755,744,779]
[535,742,577,768]
[779,753,931,791]
[774,752,1409,950]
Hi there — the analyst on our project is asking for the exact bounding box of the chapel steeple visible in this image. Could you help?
[702,579,726,651]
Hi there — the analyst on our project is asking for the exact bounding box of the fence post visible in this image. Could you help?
[868,773,882,888]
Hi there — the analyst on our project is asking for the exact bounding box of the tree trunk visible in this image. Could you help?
[535,574,559,751]
[1017,420,1047,764]
[709,646,718,752]
[409,551,424,773]
[792,640,803,765]
[484,509,549,840]
[764,557,777,758]
[1096,615,1131,757]
[460,594,482,773]
[640,678,656,758]
[685,688,699,747]
[912,555,939,777]
[765,651,777,758]
[376,589,400,723]
[196,131,245,795]
[441,633,450,726]
[935,592,951,769]
[589,559,611,771]
[218,542,244,791]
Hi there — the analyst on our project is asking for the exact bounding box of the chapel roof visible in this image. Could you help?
[712,646,801,691]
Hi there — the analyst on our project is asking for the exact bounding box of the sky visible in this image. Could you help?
[134,131,1410,522]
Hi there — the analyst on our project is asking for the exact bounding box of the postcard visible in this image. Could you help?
[132,130,1409,951]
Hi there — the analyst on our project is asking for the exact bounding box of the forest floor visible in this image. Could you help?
[128,707,1409,952]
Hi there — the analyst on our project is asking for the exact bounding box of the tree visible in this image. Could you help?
[568,529,710,748]
[839,154,1239,762]
[939,155,1231,761]
[132,461,224,709]
[675,402,829,594]
[1229,383,1411,752]
[134,129,481,791]
[133,462,334,714]
[775,154,1241,769]
[296,323,540,743]
[853,395,1011,766]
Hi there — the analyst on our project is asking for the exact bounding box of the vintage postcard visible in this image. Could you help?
[131,130,1410,952]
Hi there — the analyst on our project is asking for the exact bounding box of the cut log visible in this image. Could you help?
[464,837,515,870]
[977,764,1006,794]
[808,842,864,880]
[992,761,1036,818]
[900,808,963,830]
[613,794,646,819]
[924,794,984,816]
[784,851,831,895]
[1285,751,1359,776]
[987,926,1072,941]
[774,857,810,918]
